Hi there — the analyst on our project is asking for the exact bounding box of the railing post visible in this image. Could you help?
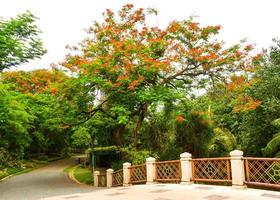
[123,162,131,186]
[230,150,246,189]
[146,157,156,184]
[106,168,114,187]
[180,152,192,184]
[93,170,100,187]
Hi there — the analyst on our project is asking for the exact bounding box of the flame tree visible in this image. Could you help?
[62,4,262,147]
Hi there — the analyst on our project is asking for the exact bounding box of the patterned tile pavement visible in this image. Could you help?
[42,184,280,200]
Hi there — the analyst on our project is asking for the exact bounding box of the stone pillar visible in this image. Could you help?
[106,168,114,187]
[230,150,246,189]
[93,170,100,187]
[146,157,156,184]
[180,152,193,184]
[123,162,131,186]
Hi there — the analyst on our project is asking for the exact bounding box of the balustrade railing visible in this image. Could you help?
[191,157,231,183]
[93,150,280,191]
[97,173,107,187]
[155,160,181,183]
[129,164,147,184]
[244,157,280,189]
[112,169,123,187]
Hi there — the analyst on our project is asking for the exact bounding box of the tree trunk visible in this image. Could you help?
[133,103,148,147]
[113,125,124,146]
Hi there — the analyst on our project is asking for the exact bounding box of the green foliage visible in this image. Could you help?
[0,147,15,168]
[0,12,46,71]
[0,69,71,161]
[0,85,32,158]
[73,165,93,185]
[205,39,280,156]
[71,127,92,150]
[271,118,280,128]
[36,155,49,161]
[88,146,119,153]
[208,128,237,157]
[121,147,158,165]
[0,171,8,179]
[270,38,280,65]
[262,118,280,157]
[111,160,124,170]
[176,110,214,157]
[159,142,182,161]
[262,133,280,157]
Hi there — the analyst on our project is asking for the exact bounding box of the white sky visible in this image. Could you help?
[1,0,280,71]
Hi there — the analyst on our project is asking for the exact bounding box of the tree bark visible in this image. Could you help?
[133,103,148,147]
[113,125,124,146]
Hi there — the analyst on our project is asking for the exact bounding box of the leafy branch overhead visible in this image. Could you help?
[0,11,46,71]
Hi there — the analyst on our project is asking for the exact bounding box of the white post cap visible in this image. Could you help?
[106,168,114,173]
[94,170,100,175]
[123,162,131,167]
[146,157,156,162]
[230,150,244,157]
[180,152,192,159]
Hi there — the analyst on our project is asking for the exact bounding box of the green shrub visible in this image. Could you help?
[7,167,22,174]
[23,161,36,168]
[0,148,13,167]
[111,160,125,170]
[87,146,119,154]
[121,147,158,165]
[159,143,182,161]
[0,170,8,179]
[37,155,48,161]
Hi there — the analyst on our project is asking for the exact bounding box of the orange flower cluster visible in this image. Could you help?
[177,115,184,124]
[2,70,66,95]
[113,82,121,88]
[128,80,139,90]
[52,88,58,96]
[233,95,262,112]
[227,76,246,91]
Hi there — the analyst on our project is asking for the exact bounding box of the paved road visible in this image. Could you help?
[0,159,94,200]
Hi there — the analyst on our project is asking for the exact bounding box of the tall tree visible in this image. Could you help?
[0,12,46,71]
[62,4,261,147]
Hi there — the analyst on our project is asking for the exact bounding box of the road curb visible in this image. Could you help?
[67,165,84,185]
[0,174,13,182]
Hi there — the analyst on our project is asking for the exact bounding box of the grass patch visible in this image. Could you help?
[0,171,9,179]
[63,165,75,173]
[0,160,49,181]
[73,165,93,185]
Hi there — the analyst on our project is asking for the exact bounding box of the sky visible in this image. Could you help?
[1,0,280,71]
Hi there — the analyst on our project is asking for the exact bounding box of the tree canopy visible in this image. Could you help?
[0,11,46,71]
[61,4,261,147]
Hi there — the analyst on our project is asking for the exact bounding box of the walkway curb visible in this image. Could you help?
[0,174,13,182]
[67,165,85,185]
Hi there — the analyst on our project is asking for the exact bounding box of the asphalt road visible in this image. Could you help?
[0,159,94,200]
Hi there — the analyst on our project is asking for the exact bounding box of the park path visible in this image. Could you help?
[0,159,94,200]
